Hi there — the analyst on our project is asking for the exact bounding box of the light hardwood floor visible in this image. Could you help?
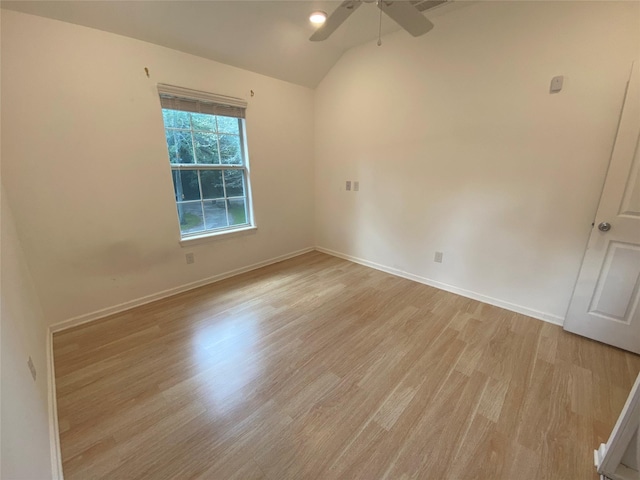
[53,251,640,479]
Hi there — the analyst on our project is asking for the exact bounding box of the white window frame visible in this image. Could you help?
[157,84,255,245]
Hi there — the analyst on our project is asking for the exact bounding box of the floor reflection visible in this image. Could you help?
[189,312,263,415]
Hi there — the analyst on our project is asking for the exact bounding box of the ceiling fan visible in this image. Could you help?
[310,0,435,42]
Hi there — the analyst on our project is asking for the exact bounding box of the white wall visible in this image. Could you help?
[3,2,639,330]
[1,186,53,480]
[315,1,640,322]
[1,10,315,325]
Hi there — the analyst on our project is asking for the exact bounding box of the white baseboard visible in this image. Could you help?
[50,244,563,334]
[50,247,315,333]
[315,246,564,327]
[47,328,64,479]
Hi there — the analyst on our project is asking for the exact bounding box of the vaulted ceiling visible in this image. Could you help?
[1,0,461,87]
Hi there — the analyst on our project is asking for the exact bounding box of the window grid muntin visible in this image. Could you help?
[163,109,249,237]
[220,164,229,225]
[164,112,243,166]
[196,170,205,227]
[172,167,249,235]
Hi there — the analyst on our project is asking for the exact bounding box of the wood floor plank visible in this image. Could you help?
[53,251,640,479]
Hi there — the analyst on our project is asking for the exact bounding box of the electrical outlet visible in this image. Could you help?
[434,251,443,263]
[353,181,359,192]
[185,253,195,264]
[27,356,36,381]
[346,181,351,191]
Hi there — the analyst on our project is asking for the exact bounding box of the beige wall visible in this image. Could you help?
[1,10,315,325]
[314,1,640,322]
[1,4,638,478]
[1,187,53,479]
[2,1,639,332]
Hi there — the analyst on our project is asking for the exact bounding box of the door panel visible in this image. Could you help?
[620,135,640,216]
[589,242,640,323]
[564,62,640,353]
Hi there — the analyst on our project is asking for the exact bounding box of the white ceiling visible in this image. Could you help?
[1,0,460,88]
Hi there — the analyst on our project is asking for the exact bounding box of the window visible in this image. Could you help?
[158,84,253,239]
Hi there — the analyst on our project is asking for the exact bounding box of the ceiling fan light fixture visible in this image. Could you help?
[309,11,327,26]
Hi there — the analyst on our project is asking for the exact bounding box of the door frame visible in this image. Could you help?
[595,372,640,480]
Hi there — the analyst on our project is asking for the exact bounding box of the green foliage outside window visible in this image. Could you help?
[161,108,249,236]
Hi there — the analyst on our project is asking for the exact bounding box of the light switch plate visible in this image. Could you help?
[346,181,351,191]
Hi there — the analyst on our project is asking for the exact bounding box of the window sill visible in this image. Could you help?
[179,225,257,247]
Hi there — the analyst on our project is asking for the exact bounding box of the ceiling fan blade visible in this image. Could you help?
[310,0,362,41]
[378,1,434,37]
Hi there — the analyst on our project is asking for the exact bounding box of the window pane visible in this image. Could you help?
[162,109,191,129]
[204,199,228,230]
[216,116,240,135]
[177,202,204,235]
[219,134,242,165]
[190,112,216,132]
[200,170,224,199]
[224,170,245,197]
[193,132,219,164]
[172,170,201,201]
[228,198,247,226]
[166,129,194,164]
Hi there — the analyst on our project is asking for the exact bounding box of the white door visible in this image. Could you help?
[564,62,640,354]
